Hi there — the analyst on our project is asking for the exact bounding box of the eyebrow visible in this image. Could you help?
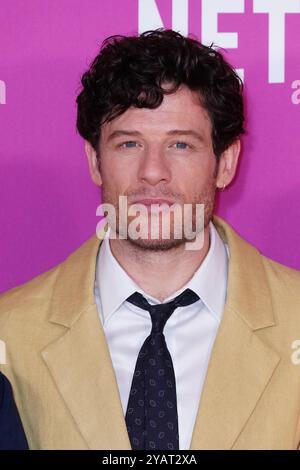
[106,129,206,143]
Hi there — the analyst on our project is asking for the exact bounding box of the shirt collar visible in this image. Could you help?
[95,221,228,325]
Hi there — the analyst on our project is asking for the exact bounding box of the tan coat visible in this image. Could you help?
[1,215,300,450]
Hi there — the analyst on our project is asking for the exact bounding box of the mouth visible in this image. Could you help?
[130,198,176,207]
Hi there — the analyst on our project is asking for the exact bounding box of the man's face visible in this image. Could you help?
[97,84,219,250]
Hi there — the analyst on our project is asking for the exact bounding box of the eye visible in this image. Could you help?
[119,141,139,148]
[173,141,191,150]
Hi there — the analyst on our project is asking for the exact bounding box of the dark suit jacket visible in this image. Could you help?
[0,372,28,450]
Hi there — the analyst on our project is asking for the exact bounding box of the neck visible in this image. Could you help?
[109,224,211,302]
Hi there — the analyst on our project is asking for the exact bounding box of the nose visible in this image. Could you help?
[137,146,171,186]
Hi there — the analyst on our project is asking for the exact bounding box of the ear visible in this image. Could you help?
[84,140,102,187]
[216,139,241,189]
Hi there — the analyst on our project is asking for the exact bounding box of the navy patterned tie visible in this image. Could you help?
[125,288,200,450]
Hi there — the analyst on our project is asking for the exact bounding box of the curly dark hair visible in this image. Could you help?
[76,28,245,160]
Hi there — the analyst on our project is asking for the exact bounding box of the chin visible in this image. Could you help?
[126,236,186,251]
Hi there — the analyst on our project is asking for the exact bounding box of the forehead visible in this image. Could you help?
[100,85,212,140]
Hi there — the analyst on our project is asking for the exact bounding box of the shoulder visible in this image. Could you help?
[213,215,300,317]
[0,263,60,326]
[262,255,300,290]
[213,214,300,282]
[261,255,300,319]
[0,233,101,327]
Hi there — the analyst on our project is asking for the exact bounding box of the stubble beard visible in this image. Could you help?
[101,172,218,252]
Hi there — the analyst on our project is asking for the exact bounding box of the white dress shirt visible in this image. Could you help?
[94,221,229,450]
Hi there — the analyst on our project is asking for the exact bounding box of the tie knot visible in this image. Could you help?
[126,288,199,334]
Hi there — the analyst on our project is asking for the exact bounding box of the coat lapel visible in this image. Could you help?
[189,304,280,449]
[190,216,281,449]
[41,303,131,449]
[41,226,131,449]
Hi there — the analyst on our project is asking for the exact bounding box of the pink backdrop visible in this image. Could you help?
[0,0,299,293]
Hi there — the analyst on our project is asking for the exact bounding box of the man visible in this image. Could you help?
[0,372,28,449]
[0,28,300,450]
